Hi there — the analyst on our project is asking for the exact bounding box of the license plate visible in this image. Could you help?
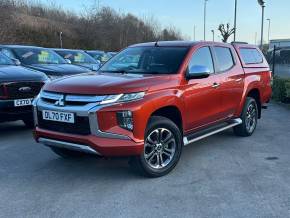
[42,110,75,124]
[14,98,33,107]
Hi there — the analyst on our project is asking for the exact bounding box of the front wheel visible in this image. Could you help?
[130,116,183,177]
[234,97,258,137]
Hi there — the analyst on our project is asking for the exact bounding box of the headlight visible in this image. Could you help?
[100,92,145,105]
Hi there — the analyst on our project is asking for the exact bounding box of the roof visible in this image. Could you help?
[130,41,199,48]
[0,44,45,49]
[53,48,84,52]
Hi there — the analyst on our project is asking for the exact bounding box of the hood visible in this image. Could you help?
[26,64,90,76]
[0,65,47,83]
[44,72,175,95]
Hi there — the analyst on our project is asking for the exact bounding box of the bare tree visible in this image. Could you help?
[218,23,235,43]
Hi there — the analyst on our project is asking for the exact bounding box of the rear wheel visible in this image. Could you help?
[50,147,85,158]
[234,97,258,137]
[130,116,182,177]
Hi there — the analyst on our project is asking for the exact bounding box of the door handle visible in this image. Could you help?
[236,78,242,82]
[212,82,220,88]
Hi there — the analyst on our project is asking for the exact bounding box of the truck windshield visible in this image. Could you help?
[100,47,189,74]
[12,48,66,65]
[0,53,14,65]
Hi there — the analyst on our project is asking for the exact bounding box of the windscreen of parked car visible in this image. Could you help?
[12,48,66,65]
[100,47,189,74]
[55,50,97,64]
[86,51,104,61]
[0,53,14,65]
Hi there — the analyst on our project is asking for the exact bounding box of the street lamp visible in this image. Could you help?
[59,32,63,48]
[193,25,196,41]
[257,0,265,48]
[211,30,215,42]
[267,18,271,43]
[233,0,237,41]
[204,0,209,41]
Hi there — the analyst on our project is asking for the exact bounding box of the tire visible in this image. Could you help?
[22,118,35,128]
[129,116,183,178]
[234,97,258,137]
[50,147,85,158]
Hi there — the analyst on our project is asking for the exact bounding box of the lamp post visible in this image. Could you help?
[204,0,209,41]
[267,18,271,43]
[193,25,196,41]
[257,0,265,48]
[59,32,63,48]
[211,30,215,42]
[233,0,237,41]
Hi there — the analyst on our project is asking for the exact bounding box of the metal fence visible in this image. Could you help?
[267,46,290,78]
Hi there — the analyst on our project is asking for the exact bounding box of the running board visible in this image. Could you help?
[183,118,242,146]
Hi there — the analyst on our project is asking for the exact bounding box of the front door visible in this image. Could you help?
[183,46,224,131]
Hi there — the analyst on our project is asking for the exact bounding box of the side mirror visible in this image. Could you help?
[65,59,72,64]
[186,65,211,80]
[11,58,21,66]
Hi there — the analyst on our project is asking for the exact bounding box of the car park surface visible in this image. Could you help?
[0,103,289,218]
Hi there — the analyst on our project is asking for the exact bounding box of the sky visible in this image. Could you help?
[39,0,290,44]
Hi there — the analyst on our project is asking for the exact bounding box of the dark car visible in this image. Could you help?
[53,49,101,71]
[0,45,90,80]
[0,52,48,127]
[86,50,112,64]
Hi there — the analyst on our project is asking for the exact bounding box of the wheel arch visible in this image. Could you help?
[149,105,183,134]
[246,88,262,118]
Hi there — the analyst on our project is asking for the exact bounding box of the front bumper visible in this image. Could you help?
[33,91,144,157]
[34,127,144,157]
[0,99,32,121]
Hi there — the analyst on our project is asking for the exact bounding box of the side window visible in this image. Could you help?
[213,47,235,72]
[189,47,214,73]
[1,49,16,59]
[240,48,263,64]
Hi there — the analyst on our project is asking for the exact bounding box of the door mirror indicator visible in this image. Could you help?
[186,65,211,80]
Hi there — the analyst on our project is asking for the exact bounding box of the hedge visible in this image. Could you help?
[272,77,290,103]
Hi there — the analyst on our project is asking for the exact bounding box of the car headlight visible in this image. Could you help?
[100,92,145,105]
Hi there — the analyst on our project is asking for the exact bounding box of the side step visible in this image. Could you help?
[183,118,242,146]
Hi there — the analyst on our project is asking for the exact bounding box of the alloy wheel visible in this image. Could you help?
[144,128,176,169]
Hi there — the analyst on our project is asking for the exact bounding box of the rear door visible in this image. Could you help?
[211,45,244,118]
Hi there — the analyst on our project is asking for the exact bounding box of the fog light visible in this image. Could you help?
[117,111,133,131]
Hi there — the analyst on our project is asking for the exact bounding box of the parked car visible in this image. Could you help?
[86,50,113,64]
[0,45,90,80]
[53,49,101,71]
[0,52,48,127]
[33,41,272,177]
[107,51,118,57]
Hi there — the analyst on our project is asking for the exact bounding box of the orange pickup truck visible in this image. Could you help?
[33,41,272,177]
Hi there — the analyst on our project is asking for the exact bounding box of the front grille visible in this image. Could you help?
[40,91,106,106]
[5,82,43,99]
[37,112,91,135]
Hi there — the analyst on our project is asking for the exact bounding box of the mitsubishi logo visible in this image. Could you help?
[54,95,65,107]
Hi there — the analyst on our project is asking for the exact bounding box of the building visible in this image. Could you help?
[269,39,290,50]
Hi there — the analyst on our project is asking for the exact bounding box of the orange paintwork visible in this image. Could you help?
[34,41,272,157]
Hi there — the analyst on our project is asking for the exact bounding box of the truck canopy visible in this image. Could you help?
[232,43,269,69]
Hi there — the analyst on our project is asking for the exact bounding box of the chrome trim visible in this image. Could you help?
[39,137,101,155]
[36,91,130,140]
[183,118,242,146]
